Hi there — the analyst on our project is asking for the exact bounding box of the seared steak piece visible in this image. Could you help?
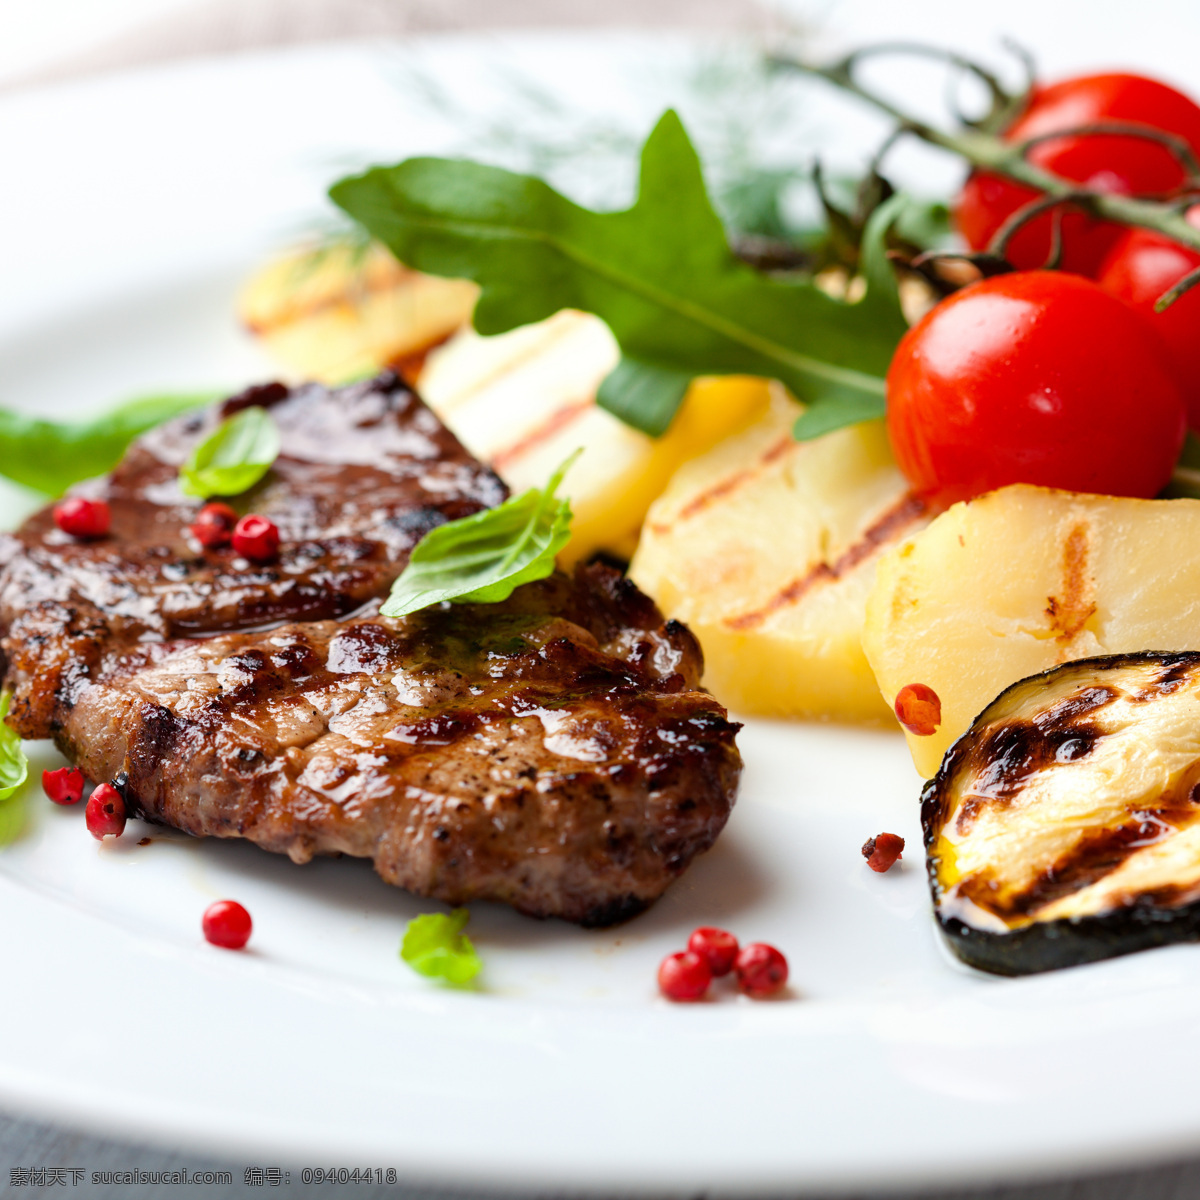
[54,566,739,924]
[0,372,506,739]
[0,374,741,923]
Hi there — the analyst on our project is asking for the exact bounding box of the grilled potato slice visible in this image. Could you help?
[629,387,928,720]
[241,246,770,566]
[864,485,1200,777]
[238,241,478,383]
[418,313,773,566]
[925,652,1200,975]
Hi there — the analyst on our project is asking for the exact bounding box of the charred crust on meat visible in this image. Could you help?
[0,374,743,924]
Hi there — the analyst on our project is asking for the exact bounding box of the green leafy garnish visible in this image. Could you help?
[381,451,577,619]
[329,109,908,439]
[1164,431,1200,499]
[0,695,29,846]
[0,392,218,497]
[400,908,482,986]
[179,406,281,499]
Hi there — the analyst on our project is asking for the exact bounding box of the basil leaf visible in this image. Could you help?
[400,908,482,986]
[329,109,907,439]
[0,694,29,846]
[179,406,281,499]
[381,451,577,619]
[0,392,218,496]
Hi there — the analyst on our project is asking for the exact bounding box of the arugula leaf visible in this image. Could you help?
[381,451,576,619]
[0,695,29,846]
[329,109,908,438]
[179,406,281,499]
[792,194,908,441]
[0,392,218,497]
[400,908,482,986]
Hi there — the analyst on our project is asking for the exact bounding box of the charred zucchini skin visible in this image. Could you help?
[922,652,1200,976]
[935,907,1200,976]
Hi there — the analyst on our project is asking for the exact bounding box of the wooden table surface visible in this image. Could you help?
[4,1,1200,1196]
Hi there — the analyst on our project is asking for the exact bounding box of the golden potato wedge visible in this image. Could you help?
[863,484,1200,777]
[629,387,927,720]
[419,311,772,565]
[238,241,478,383]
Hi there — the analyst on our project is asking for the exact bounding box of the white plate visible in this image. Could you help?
[6,34,1200,1197]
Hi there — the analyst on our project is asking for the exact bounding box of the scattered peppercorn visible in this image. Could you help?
[42,766,85,806]
[687,926,739,977]
[894,682,941,736]
[191,501,238,548]
[231,514,280,562]
[202,900,252,950]
[862,832,905,873]
[85,782,126,840]
[734,943,789,997]
[53,497,110,540]
[657,950,712,1001]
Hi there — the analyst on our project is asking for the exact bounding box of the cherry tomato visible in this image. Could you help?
[1097,212,1200,429]
[886,271,1185,506]
[956,73,1200,276]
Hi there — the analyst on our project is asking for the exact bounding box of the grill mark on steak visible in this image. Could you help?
[0,375,742,924]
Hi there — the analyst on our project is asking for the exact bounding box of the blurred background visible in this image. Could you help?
[2,0,1198,91]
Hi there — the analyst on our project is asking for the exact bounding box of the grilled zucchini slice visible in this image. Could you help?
[924,651,1200,975]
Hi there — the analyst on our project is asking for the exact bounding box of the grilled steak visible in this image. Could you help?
[0,373,741,923]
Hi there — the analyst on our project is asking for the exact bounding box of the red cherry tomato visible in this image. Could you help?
[886,271,1185,506]
[1098,212,1200,430]
[956,73,1200,276]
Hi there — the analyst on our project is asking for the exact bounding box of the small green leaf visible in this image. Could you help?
[793,392,887,441]
[381,451,577,619]
[1163,430,1200,498]
[0,392,218,497]
[179,406,281,499]
[0,695,27,802]
[400,908,482,986]
[0,694,29,846]
[596,358,694,437]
